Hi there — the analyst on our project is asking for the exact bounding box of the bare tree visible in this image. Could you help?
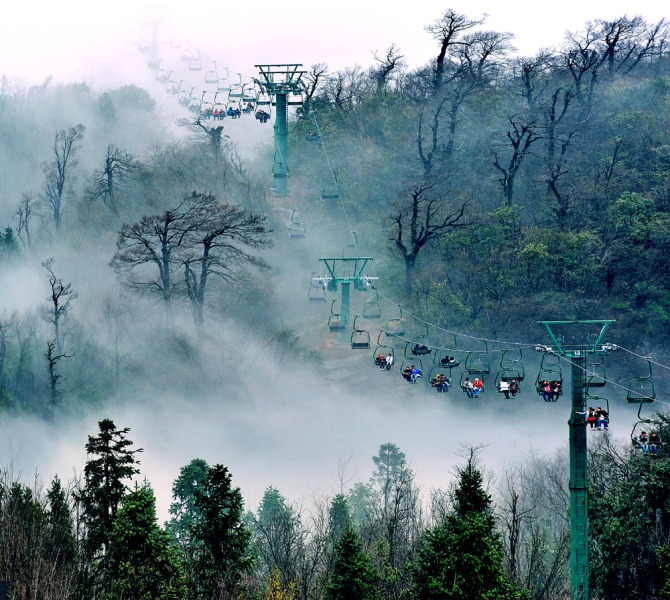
[41,124,85,231]
[492,116,541,206]
[182,194,272,327]
[85,145,139,216]
[41,258,78,355]
[371,44,406,90]
[45,338,72,407]
[111,192,272,326]
[389,181,467,294]
[425,9,486,93]
[16,193,36,251]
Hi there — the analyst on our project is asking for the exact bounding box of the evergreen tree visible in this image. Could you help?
[76,419,142,597]
[411,451,523,600]
[166,458,210,549]
[106,484,187,600]
[46,475,77,570]
[328,494,352,543]
[326,527,379,600]
[190,464,253,599]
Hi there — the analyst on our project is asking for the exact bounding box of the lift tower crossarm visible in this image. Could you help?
[537,319,615,600]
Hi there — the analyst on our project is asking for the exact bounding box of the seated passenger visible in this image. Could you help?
[498,379,510,399]
[462,377,474,398]
[509,379,519,398]
[649,432,661,454]
[375,354,385,368]
[385,353,394,370]
[412,344,430,355]
[410,365,422,383]
[550,380,562,401]
[638,431,649,453]
[402,366,412,382]
[473,377,484,397]
[540,380,552,402]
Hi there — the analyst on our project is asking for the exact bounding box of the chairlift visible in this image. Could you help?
[139,38,151,54]
[181,43,193,62]
[308,272,327,304]
[308,286,326,304]
[464,341,491,376]
[499,347,525,381]
[400,358,423,383]
[583,354,606,388]
[205,62,218,84]
[287,90,304,106]
[535,352,563,399]
[288,210,306,239]
[627,358,656,403]
[328,300,347,333]
[147,55,161,71]
[305,132,321,142]
[350,316,371,349]
[362,290,382,319]
[372,332,394,370]
[156,68,171,84]
[322,181,339,200]
[410,323,432,356]
[385,307,405,338]
[428,367,452,392]
[434,333,461,370]
[189,50,203,72]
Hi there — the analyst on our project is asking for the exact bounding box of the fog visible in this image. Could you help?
[0,0,664,525]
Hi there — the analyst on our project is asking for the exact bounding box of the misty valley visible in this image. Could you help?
[2,9,670,600]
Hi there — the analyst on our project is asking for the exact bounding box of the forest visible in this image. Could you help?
[1,8,670,600]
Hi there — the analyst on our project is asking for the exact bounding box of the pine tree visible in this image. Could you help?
[106,484,187,600]
[76,418,142,597]
[326,527,379,600]
[412,450,523,600]
[190,464,253,599]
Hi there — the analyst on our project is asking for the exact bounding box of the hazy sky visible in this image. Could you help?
[2,0,668,88]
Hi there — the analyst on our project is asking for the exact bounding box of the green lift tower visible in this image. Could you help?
[317,257,375,339]
[255,64,306,197]
[537,320,617,600]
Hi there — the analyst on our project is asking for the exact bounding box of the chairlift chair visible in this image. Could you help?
[308,286,326,304]
[287,91,304,106]
[385,307,405,338]
[322,181,339,200]
[350,316,371,349]
[328,300,347,333]
[372,332,394,370]
[139,38,151,54]
[205,62,218,84]
[464,346,491,376]
[499,347,526,381]
[362,290,382,319]
[535,352,563,394]
[626,357,656,403]
[189,51,203,72]
[147,55,161,71]
[400,358,423,383]
[410,324,432,356]
[288,210,306,239]
[583,354,606,388]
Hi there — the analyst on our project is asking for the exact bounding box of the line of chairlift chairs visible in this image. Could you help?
[140,41,341,201]
[307,283,663,451]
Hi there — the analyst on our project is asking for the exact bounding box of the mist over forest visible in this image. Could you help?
[1,8,670,600]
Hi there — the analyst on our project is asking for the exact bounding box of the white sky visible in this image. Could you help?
[1,0,668,88]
